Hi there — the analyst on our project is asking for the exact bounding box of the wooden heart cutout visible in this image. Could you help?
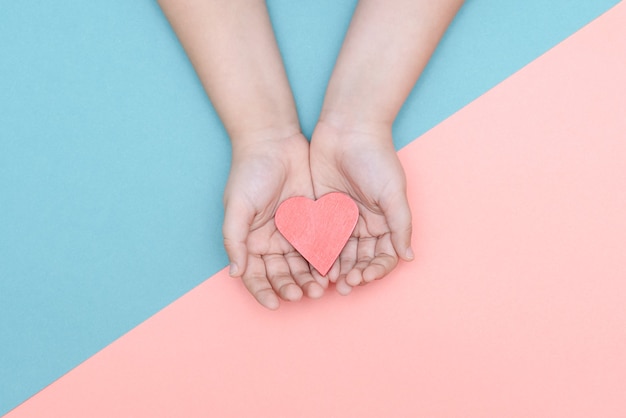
[275,192,359,276]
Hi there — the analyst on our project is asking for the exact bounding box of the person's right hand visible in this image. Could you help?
[223,132,327,310]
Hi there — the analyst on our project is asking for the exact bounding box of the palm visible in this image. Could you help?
[223,134,324,309]
[310,122,412,294]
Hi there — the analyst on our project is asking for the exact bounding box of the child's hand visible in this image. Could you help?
[309,121,414,295]
[223,133,326,309]
[302,0,461,297]
[159,0,461,305]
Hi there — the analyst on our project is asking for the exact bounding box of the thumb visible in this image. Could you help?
[222,199,254,277]
[383,193,414,262]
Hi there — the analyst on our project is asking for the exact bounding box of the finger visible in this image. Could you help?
[327,258,341,283]
[222,199,254,277]
[346,236,376,286]
[286,252,324,299]
[311,268,330,289]
[241,255,280,310]
[383,193,414,262]
[338,236,358,279]
[335,276,353,296]
[363,233,398,282]
[335,237,358,294]
[263,253,303,302]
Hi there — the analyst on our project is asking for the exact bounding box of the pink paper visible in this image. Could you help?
[7,2,626,417]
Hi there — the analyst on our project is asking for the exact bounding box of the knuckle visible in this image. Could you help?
[222,236,241,253]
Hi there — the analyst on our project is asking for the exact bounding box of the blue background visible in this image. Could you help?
[0,0,621,414]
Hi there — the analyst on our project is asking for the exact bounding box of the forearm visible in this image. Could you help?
[158,0,299,143]
[320,0,464,131]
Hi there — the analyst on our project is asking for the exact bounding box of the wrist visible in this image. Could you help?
[319,86,397,131]
[230,126,307,161]
[230,123,302,151]
[316,109,393,140]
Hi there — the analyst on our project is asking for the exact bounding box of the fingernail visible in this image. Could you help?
[405,248,415,260]
[229,262,238,276]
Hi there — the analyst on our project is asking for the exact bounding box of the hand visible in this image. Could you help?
[309,120,414,295]
[223,132,327,309]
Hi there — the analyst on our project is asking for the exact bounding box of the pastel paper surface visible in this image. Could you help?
[1,1,622,414]
[6,3,626,417]
[275,193,358,275]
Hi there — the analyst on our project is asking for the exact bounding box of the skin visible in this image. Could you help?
[312,0,464,294]
[158,0,464,307]
[158,0,323,310]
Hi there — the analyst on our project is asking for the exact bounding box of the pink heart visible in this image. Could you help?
[275,192,359,276]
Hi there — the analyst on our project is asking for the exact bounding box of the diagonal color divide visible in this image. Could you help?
[6,2,626,417]
[0,1,621,414]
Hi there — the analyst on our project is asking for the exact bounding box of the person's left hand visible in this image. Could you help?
[309,120,414,295]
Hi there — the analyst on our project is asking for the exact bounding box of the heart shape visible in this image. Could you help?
[275,192,359,276]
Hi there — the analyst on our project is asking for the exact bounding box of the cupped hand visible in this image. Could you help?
[309,121,414,295]
[223,132,327,309]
